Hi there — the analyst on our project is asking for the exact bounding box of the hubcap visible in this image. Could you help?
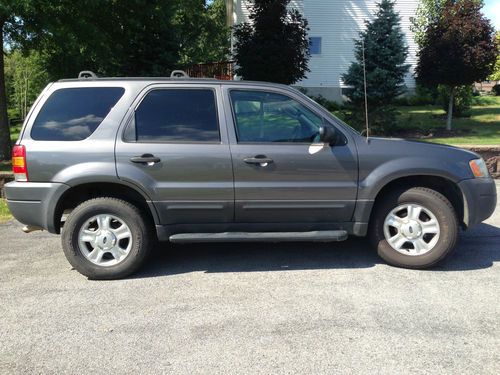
[383,203,440,256]
[78,214,133,267]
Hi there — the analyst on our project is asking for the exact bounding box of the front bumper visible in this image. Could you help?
[458,177,497,227]
[5,181,70,234]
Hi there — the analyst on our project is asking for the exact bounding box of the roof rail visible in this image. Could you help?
[78,70,98,79]
[170,70,189,78]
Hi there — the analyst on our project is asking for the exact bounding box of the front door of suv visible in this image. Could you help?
[223,86,358,224]
[115,84,234,224]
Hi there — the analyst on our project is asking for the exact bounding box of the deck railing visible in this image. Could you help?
[185,61,234,80]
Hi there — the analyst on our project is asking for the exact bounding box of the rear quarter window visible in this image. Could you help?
[31,87,125,141]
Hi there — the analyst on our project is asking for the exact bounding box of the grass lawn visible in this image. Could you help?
[397,96,500,145]
[0,199,12,223]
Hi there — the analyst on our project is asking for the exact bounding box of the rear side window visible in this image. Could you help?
[31,87,124,141]
[130,89,220,143]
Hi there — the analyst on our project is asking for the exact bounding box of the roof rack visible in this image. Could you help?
[170,70,189,78]
[78,70,98,79]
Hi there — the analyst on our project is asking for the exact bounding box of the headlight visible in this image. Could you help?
[469,158,489,178]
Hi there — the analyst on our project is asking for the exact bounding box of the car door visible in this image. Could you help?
[222,85,358,224]
[115,84,234,224]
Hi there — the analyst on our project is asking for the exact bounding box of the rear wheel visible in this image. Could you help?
[62,197,152,279]
[369,187,459,269]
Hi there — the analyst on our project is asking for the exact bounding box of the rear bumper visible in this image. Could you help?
[5,181,70,234]
[458,178,497,227]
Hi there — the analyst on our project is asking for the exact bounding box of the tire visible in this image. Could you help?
[61,197,152,279]
[369,187,459,269]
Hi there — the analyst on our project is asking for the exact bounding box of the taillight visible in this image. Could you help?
[12,145,28,182]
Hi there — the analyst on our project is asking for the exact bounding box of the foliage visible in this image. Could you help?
[437,85,473,117]
[0,198,12,223]
[415,0,497,130]
[342,0,409,132]
[232,0,310,84]
[4,50,49,120]
[0,1,229,160]
[489,32,500,81]
[176,0,230,65]
[393,85,438,106]
[410,0,447,48]
[306,93,341,112]
[492,84,500,96]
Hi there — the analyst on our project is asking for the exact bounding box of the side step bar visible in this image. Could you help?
[169,230,348,243]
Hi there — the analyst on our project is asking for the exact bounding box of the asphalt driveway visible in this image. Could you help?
[1,182,499,374]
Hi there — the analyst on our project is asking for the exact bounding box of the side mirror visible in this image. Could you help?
[319,126,337,146]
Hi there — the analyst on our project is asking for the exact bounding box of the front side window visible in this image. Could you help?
[230,90,323,143]
[131,89,220,143]
[31,87,125,141]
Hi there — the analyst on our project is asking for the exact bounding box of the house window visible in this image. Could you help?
[309,37,322,55]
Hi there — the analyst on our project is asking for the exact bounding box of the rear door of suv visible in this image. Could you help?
[222,84,358,224]
[115,83,234,224]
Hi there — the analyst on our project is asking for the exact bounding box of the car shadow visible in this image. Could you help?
[131,223,500,279]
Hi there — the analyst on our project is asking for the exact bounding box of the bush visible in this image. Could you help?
[438,85,473,117]
[393,85,438,106]
[308,94,341,112]
[492,84,500,96]
[342,104,399,135]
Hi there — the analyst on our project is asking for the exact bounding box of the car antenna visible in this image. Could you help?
[362,39,370,142]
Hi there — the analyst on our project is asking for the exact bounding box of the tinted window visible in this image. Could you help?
[133,89,219,142]
[230,90,323,143]
[31,87,124,141]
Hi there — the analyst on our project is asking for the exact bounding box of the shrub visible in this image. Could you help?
[438,85,473,117]
[308,94,341,112]
[492,84,500,96]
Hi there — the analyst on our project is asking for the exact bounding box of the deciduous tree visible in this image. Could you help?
[415,0,497,130]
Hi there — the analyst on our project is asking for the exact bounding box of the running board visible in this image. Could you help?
[169,230,348,243]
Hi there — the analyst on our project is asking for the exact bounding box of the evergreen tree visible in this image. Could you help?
[342,0,409,133]
[416,0,497,130]
[233,0,310,85]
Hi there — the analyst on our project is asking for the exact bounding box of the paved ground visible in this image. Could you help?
[1,183,499,375]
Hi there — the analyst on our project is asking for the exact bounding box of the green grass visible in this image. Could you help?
[0,199,12,223]
[397,96,500,145]
[0,124,22,172]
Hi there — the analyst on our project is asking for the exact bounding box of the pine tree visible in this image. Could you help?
[232,0,310,85]
[343,0,410,108]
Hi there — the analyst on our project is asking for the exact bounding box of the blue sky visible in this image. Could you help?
[484,0,500,30]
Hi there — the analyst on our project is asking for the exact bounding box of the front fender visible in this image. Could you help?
[357,156,467,200]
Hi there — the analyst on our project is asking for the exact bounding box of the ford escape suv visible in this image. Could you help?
[5,72,497,279]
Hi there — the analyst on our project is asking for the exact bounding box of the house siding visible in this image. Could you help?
[231,0,418,100]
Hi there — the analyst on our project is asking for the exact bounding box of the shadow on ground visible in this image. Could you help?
[131,223,500,279]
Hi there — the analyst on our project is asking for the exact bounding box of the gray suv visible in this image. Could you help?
[5,73,497,279]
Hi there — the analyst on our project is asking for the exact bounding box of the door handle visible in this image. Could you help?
[243,156,274,166]
[130,154,161,164]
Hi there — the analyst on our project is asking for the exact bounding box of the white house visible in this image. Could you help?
[227,0,419,101]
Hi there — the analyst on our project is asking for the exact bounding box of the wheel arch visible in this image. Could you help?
[369,175,465,228]
[53,181,160,234]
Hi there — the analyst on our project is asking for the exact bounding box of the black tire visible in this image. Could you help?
[369,187,459,269]
[61,197,152,279]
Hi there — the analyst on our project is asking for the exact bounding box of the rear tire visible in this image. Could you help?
[61,197,152,279]
[369,187,459,269]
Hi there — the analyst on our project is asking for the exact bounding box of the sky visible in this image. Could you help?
[484,0,500,30]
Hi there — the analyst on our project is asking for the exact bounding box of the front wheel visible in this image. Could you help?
[61,197,152,279]
[369,187,459,269]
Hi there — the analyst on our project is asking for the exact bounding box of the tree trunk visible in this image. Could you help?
[0,22,12,161]
[446,86,454,131]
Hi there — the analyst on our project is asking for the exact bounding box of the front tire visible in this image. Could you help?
[369,187,459,269]
[62,197,152,279]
